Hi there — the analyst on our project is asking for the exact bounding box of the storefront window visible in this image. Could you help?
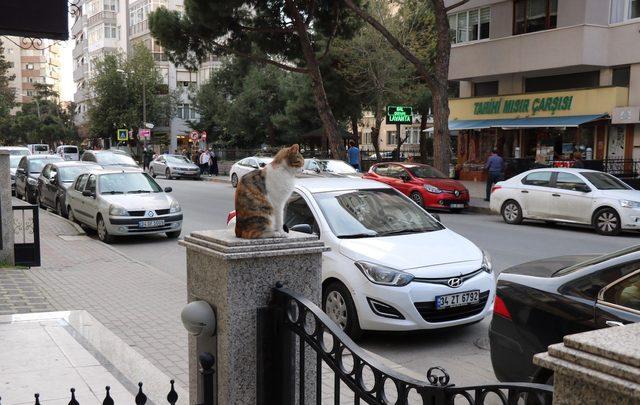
[513,0,558,35]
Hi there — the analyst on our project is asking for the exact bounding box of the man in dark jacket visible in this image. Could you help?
[485,148,504,201]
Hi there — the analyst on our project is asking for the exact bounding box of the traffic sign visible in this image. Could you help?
[116,129,128,141]
[190,131,199,141]
[386,106,413,125]
[139,129,151,139]
[201,131,207,141]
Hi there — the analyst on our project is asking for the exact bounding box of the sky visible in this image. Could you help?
[60,39,73,101]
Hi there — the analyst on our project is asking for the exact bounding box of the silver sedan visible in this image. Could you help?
[149,154,200,180]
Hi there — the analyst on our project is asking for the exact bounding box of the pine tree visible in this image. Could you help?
[0,39,16,118]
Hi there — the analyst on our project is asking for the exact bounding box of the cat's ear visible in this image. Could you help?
[290,144,300,153]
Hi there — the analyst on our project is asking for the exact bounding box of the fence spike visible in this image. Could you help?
[166,380,178,405]
[102,386,114,405]
[34,393,41,405]
[135,382,147,405]
[68,388,80,405]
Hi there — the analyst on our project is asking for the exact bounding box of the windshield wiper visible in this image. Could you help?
[102,191,124,194]
[377,228,432,237]
[338,233,377,239]
[127,190,152,194]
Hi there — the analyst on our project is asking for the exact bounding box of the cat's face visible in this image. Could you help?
[274,144,304,170]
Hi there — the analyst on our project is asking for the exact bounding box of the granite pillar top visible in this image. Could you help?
[179,229,329,260]
[562,322,640,369]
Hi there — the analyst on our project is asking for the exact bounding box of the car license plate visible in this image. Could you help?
[450,203,465,208]
[435,290,480,310]
[139,220,165,228]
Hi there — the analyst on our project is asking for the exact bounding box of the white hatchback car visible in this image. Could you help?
[490,168,640,236]
[228,178,494,338]
[229,156,274,187]
[66,169,182,243]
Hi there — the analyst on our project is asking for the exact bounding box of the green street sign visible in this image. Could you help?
[116,129,128,141]
[386,105,413,124]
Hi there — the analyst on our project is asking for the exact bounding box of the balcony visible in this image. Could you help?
[87,11,117,27]
[71,15,85,37]
[72,40,87,59]
[73,65,87,82]
[449,22,640,81]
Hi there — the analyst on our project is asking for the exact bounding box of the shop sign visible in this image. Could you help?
[612,106,640,124]
[386,106,413,124]
[474,96,573,116]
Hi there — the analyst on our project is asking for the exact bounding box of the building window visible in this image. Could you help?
[404,128,421,144]
[104,23,117,39]
[25,63,34,70]
[525,71,599,92]
[386,131,397,145]
[177,104,197,120]
[514,0,558,35]
[613,66,631,87]
[449,7,490,44]
[611,0,640,23]
[474,81,499,96]
[104,0,117,12]
[88,25,103,44]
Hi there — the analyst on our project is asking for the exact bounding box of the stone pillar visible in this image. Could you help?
[179,229,328,405]
[0,151,14,265]
[534,323,640,405]
[629,63,640,106]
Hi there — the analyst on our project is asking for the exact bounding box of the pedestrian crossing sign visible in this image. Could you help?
[117,129,128,141]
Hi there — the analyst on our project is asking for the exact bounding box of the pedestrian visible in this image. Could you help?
[209,148,219,176]
[485,147,504,201]
[199,148,210,175]
[142,147,152,171]
[573,151,585,168]
[347,140,360,171]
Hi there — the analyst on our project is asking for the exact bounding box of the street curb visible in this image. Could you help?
[41,209,86,236]
[200,176,231,184]
[466,205,493,215]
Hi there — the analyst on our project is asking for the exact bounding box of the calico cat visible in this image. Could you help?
[234,144,304,239]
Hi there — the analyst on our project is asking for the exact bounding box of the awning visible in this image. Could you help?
[449,114,608,130]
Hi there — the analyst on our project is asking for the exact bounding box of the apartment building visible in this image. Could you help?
[445,0,640,180]
[72,0,221,150]
[359,112,426,156]
[1,36,61,111]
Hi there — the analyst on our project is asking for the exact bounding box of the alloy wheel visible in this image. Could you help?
[98,218,107,241]
[504,203,519,222]
[410,192,423,207]
[597,212,618,233]
[231,173,238,188]
[325,291,348,329]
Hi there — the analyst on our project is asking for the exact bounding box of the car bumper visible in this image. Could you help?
[619,207,640,229]
[107,214,183,235]
[352,270,495,331]
[422,191,470,209]
[173,171,200,178]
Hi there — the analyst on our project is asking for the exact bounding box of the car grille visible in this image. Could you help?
[127,209,170,216]
[413,268,484,286]
[414,291,490,323]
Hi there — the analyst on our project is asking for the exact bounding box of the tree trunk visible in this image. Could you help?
[431,87,451,174]
[419,105,429,164]
[372,108,383,162]
[286,0,346,160]
[351,115,359,145]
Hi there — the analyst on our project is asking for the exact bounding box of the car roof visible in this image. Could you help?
[24,154,62,160]
[50,161,100,168]
[0,146,29,150]
[296,177,389,193]
[523,167,602,174]
[86,168,143,175]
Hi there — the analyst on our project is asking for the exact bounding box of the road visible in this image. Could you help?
[103,178,640,385]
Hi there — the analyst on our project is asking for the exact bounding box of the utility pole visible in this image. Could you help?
[142,80,147,149]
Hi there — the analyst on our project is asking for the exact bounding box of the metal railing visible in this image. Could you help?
[260,285,553,405]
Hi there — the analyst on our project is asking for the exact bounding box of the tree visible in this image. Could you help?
[149,0,363,159]
[0,39,16,143]
[342,0,468,173]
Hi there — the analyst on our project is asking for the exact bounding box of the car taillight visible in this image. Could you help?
[491,185,502,193]
[493,295,512,320]
[227,210,236,225]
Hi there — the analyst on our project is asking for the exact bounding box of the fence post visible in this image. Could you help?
[180,230,327,405]
[0,151,14,266]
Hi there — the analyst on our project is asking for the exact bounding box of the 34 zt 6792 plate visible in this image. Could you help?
[435,290,480,310]
[139,219,165,228]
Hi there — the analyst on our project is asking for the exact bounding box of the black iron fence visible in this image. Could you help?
[12,204,40,267]
[260,285,553,405]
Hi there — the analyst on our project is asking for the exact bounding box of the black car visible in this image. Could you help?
[490,247,640,385]
[37,161,101,217]
[15,155,64,203]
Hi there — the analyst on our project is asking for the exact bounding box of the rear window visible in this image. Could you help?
[555,245,640,277]
[28,157,61,173]
[63,147,78,153]
[94,153,138,167]
[33,145,48,152]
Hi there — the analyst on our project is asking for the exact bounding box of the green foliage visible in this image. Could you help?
[87,44,178,139]
[0,40,15,118]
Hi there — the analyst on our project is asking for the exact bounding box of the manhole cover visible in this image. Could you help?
[474,337,490,350]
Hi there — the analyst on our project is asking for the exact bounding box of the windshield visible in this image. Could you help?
[95,153,138,167]
[99,172,162,194]
[59,166,99,182]
[28,158,60,173]
[314,188,443,238]
[408,165,446,179]
[554,245,640,276]
[581,172,631,190]
[9,156,22,168]
[166,155,191,164]
[62,147,78,153]
[317,160,357,174]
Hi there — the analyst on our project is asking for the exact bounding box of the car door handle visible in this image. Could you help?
[552,193,561,197]
[521,190,529,194]
[606,321,624,327]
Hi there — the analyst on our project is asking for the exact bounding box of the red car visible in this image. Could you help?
[363,162,469,211]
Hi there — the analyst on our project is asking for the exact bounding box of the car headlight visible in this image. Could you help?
[424,184,441,194]
[170,200,181,213]
[355,261,414,287]
[620,200,640,208]
[27,177,37,185]
[109,204,129,216]
[481,251,492,274]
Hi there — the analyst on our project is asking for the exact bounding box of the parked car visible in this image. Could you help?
[27,144,49,155]
[15,155,64,203]
[56,145,80,161]
[81,150,141,171]
[368,151,394,160]
[490,246,640,385]
[37,161,101,217]
[302,158,362,177]
[364,162,470,211]
[0,146,30,195]
[66,169,182,243]
[149,154,200,180]
[227,178,494,339]
[490,168,640,236]
[229,156,274,187]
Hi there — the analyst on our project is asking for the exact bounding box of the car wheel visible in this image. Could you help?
[36,190,44,208]
[97,216,114,244]
[67,206,78,224]
[166,230,181,239]
[231,173,239,188]
[409,191,424,207]
[166,168,172,180]
[593,208,621,236]
[501,200,523,225]
[323,281,363,340]
[149,167,156,178]
[56,199,66,218]
[27,188,36,204]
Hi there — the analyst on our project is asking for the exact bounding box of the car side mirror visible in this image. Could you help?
[82,190,95,198]
[259,162,266,168]
[289,224,313,234]
[164,187,172,193]
[575,184,591,193]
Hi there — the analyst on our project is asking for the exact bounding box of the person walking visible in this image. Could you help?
[199,148,210,175]
[142,147,152,172]
[485,148,504,201]
[347,140,360,171]
[572,151,585,168]
[209,149,219,176]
